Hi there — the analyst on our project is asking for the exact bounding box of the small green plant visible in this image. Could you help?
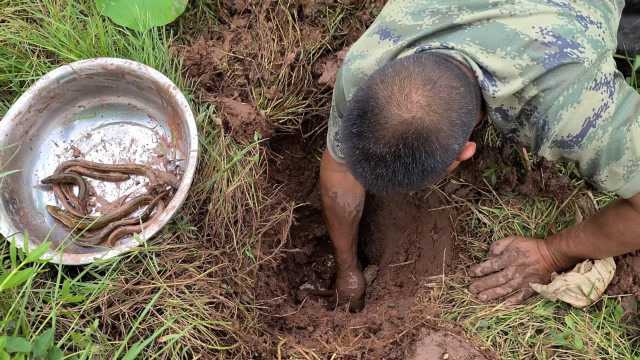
[0,237,63,360]
[0,328,62,360]
[96,0,188,32]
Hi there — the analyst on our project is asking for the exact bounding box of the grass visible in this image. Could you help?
[434,55,640,359]
[0,0,283,358]
[441,293,639,359]
[2,0,640,359]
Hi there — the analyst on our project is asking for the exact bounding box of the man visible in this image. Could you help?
[321,0,640,311]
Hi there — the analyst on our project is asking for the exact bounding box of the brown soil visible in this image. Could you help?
[217,96,273,143]
[259,131,461,358]
[410,329,490,360]
[176,1,491,358]
[248,115,576,359]
[459,128,575,201]
[608,251,640,315]
[360,191,454,293]
[606,252,640,324]
[175,0,375,143]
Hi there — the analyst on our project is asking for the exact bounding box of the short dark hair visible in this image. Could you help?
[342,52,482,193]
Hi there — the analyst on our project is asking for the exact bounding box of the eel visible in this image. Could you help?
[55,160,179,188]
[65,165,130,182]
[46,194,155,231]
[74,195,165,247]
[41,173,88,217]
[105,199,165,246]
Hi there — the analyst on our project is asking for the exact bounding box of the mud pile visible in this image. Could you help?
[608,252,640,307]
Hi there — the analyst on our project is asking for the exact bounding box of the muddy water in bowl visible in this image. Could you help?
[0,58,198,265]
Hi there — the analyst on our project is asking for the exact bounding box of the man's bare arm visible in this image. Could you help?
[470,194,640,304]
[319,150,367,310]
[546,194,640,267]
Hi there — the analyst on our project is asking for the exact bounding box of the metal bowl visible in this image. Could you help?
[0,58,198,265]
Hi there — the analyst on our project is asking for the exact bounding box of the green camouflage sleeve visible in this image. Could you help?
[537,56,640,198]
[324,0,637,197]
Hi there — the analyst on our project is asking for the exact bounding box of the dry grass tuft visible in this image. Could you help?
[174,1,379,136]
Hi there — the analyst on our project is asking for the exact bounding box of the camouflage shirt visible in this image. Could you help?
[327,0,640,198]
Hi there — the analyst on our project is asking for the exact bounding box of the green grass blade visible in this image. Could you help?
[0,268,36,291]
[121,319,175,360]
[112,290,163,359]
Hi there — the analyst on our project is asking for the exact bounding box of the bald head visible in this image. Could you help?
[342,52,482,193]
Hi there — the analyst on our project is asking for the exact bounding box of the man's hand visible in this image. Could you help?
[469,194,640,305]
[335,265,366,311]
[469,236,558,304]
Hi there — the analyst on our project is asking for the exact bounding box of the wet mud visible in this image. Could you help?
[256,131,470,358]
[608,251,640,319]
[410,329,490,360]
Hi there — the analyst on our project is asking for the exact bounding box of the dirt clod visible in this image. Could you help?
[459,130,575,202]
[410,330,489,360]
[315,46,350,87]
[217,96,273,143]
[608,251,640,304]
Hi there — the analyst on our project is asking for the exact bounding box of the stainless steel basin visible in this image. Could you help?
[0,58,198,265]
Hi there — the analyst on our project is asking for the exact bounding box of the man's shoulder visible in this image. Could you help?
[338,0,620,93]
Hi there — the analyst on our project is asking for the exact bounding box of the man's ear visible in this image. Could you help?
[457,141,476,162]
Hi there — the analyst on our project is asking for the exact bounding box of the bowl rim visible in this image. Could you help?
[0,57,199,265]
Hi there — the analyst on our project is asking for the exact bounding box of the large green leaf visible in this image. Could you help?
[46,346,63,360]
[95,0,188,32]
[4,336,31,353]
[0,268,36,291]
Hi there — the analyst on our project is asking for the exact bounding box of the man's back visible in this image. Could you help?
[329,0,640,197]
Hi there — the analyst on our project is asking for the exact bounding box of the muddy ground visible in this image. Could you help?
[260,129,466,358]
[177,1,494,357]
[176,0,639,358]
[254,122,578,357]
[608,251,640,320]
[175,1,482,359]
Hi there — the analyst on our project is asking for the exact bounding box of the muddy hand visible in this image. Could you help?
[469,236,557,305]
[335,266,366,312]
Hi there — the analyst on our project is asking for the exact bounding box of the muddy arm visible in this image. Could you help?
[320,150,367,310]
[320,150,365,271]
[546,193,640,269]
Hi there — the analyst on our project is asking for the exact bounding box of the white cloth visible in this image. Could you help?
[530,257,616,308]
